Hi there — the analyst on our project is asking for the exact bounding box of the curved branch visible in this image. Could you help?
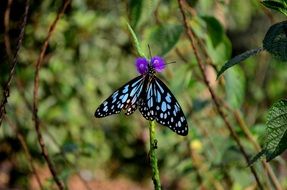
[0,0,29,127]
[32,1,71,189]
[177,0,263,189]
[5,116,44,190]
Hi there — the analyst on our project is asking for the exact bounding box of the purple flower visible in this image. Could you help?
[151,56,165,72]
[135,57,148,74]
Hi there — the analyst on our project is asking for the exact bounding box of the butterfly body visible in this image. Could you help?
[95,56,188,136]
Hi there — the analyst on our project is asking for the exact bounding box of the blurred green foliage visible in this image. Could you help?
[1,0,287,189]
[218,0,287,164]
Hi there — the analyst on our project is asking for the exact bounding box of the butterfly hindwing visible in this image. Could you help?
[139,76,188,136]
[95,76,144,117]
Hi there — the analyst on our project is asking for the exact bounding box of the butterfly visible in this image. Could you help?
[95,56,188,136]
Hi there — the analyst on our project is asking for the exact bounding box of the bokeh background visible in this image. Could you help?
[1,0,287,189]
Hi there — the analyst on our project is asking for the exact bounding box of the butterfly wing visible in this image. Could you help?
[139,76,188,136]
[95,75,145,117]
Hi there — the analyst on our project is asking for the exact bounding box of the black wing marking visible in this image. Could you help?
[95,75,144,117]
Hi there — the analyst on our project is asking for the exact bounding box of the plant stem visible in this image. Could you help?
[32,1,70,189]
[149,121,161,190]
[178,0,263,189]
[0,0,29,127]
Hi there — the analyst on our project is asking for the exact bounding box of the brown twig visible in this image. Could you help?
[32,1,71,189]
[14,71,91,190]
[182,3,280,187]
[175,48,189,63]
[15,79,92,190]
[179,0,280,188]
[181,1,218,72]
[221,100,278,189]
[182,3,280,188]
[216,29,281,190]
[5,116,44,190]
[177,0,264,189]
[4,0,13,57]
[0,0,29,127]
[257,0,275,24]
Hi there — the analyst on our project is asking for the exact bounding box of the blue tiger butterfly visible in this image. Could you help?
[95,56,188,136]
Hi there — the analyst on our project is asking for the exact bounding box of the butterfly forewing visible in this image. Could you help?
[139,76,188,136]
[95,76,145,118]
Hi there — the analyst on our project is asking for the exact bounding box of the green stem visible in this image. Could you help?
[149,121,161,190]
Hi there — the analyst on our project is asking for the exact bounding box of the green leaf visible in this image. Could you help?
[190,16,231,64]
[225,67,245,109]
[126,22,146,58]
[251,99,287,163]
[263,21,287,61]
[282,0,287,6]
[261,1,287,16]
[217,48,263,78]
[201,16,224,47]
[206,35,232,65]
[265,99,287,161]
[128,0,143,28]
[147,24,183,56]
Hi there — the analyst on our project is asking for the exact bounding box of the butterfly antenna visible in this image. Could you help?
[148,44,152,59]
[166,61,176,65]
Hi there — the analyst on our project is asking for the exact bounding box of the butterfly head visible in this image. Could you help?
[135,56,166,75]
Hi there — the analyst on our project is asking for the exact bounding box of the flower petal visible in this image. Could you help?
[135,57,148,74]
[151,56,165,72]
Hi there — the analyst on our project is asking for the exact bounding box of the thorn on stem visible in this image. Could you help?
[153,139,158,149]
